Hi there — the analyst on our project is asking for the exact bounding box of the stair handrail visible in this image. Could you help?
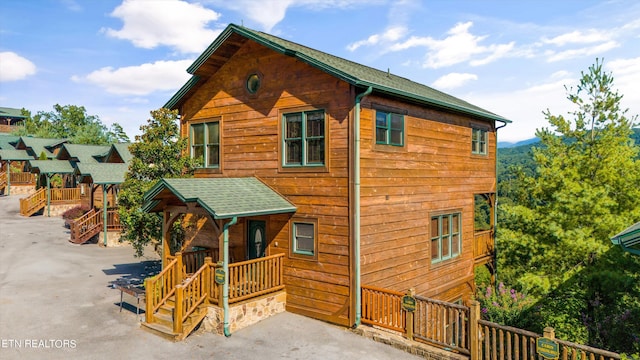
[173,257,213,334]
[144,257,180,324]
[69,208,102,243]
[19,188,46,216]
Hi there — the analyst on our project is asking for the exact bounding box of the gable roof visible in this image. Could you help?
[28,159,74,174]
[0,149,33,161]
[75,163,129,184]
[57,144,111,163]
[0,107,27,120]
[15,137,67,159]
[102,143,133,164]
[166,23,510,124]
[611,221,640,255]
[0,134,19,149]
[143,177,296,219]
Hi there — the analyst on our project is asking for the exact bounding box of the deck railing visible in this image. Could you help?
[106,208,122,231]
[473,229,494,260]
[50,187,81,204]
[144,257,181,324]
[223,253,285,304]
[0,124,21,133]
[0,172,6,189]
[9,172,36,185]
[361,285,406,332]
[19,188,46,215]
[174,257,213,334]
[182,248,218,275]
[414,295,469,354]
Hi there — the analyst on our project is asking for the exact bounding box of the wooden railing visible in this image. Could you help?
[0,124,21,133]
[414,296,469,354]
[50,187,81,204]
[226,253,285,304]
[174,257,213,334]
[473,229,494,260]
[0,172,6,190]
[106,208,122,231]
[476,319,620,360]
[182,248,218,275]
[69,209,100,243]
[9,172,35,185]
[19,188,46,216]
[144,257,182,324]
[361,285,406,332]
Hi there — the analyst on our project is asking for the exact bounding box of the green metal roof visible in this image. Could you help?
[166,24,510,124]
[0,107,27,119]
[0,134,20,150]
[143,177,296,219]
[108,143,133,164]
[75,163,129,184]
[0,149,32,161]
[28,159,75,174]
[57,144,111,163]
[611,221,640,256]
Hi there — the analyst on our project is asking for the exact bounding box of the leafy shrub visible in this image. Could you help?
[62,205,92,228]
[475,282,533,327]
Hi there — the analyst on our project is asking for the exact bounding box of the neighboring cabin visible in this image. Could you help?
[150,24,508,328]
[0,107,26,133]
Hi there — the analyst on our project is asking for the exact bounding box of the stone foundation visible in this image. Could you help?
[201,290,286,335]
[98,231,125,247]
[4,185,35,196]
[45,203,79,217]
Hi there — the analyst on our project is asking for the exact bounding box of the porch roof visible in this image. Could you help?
[0,149,32,161]
[28,159,75,174]
[75,163,129,184]
[143,177,296,219]
[611,221,640,255]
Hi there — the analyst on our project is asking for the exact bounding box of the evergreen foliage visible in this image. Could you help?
[117,108,197,257]
[496,59,640,353]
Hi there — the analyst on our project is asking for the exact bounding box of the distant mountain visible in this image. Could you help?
[498,137,540,149]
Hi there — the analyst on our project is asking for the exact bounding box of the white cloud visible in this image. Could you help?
[72,59,193,95]
[607,57,640,115]
[0,52,37,82]
[207,0,373,31]
[104,0,222,54]
[388,22,514,68]
[542,30,611,46]
[545,40,619,62]
[432,72,478,90]
[347,26,408,51]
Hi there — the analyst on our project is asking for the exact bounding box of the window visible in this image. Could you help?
[431,212,461,263]
[472,128,487,155]
[283,110,325,166]
[376,110,404,146]
[293,222,315,256]
[191,121,219,168]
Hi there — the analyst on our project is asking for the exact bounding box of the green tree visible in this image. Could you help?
[12,104,128,144]
[497,59,640,351]
[118,108,197,256]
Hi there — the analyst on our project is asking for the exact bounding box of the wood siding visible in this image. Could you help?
[180,40,353,326]
[359,95,496,302]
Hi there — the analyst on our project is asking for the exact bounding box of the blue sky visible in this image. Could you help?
[1,0,639,143]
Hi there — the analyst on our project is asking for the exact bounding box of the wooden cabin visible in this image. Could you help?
[148,24,508,331]
[0,107,26,133]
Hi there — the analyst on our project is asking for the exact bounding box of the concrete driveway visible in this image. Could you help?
[0,195,420,360]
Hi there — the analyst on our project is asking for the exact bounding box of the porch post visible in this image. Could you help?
[46,174,51,217]
[102,184,108,246]
[223,216,238,337]
[6,160,10,196]
[162,210,170,269]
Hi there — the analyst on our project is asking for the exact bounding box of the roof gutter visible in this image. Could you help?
[493,120,508,285]
[354,86,372,327]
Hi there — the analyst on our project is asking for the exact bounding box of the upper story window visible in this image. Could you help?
[472,128,487,155]
[431,212,461,263]
[283,110,325,167]
[376,110,404,146]
[191,121,219,168]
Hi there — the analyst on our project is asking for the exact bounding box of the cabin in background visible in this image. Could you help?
[143,23,508,335]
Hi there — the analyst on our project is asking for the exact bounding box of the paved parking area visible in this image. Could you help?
[0,195,420,360]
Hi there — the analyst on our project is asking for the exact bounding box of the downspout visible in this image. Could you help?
[223,216,238,337]
[493,120,508,285]
[102,184,108,247]
[354,86,372,327]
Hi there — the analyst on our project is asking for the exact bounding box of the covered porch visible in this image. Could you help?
[141,177,296,340]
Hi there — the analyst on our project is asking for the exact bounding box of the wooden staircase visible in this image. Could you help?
[0,172,6,194]
[142,256,213,341]
[19,188,46,216]
[69,209,103,244]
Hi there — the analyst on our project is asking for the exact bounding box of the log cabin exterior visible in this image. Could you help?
[150,24,509,329]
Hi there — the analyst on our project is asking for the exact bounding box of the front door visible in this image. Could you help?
[248,220,266,260]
